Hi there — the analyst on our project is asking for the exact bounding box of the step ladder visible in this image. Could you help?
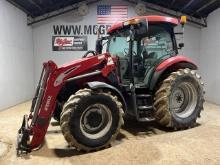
[136,94,155,122]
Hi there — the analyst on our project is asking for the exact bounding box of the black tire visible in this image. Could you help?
[60,88,124,151]
[53,102,62,122]
[154,68,205,129]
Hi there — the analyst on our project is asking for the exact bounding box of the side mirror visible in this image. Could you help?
[178,43,184,49]
[95,39,103,54]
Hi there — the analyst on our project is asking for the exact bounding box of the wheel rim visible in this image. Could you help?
[80,103,112,139]
[170,82,198,118]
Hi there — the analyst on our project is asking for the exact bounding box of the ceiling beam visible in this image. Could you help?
[6,0,34,17]
[191,0,217,15]
[28,0,43,11]
[28,0,101,25]
[169,0,176,7]
[179,0,195,12]
[126,0,207,27]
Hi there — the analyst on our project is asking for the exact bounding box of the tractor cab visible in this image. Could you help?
[107,17,178,88]
[97,16,179,88]
[95,16,189,120]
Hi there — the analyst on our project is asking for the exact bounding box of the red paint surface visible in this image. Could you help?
[155,56,197,72]
[107,22,124,34]
[107,15,179,33]
[55,38,72,46]
[29,53,116,149]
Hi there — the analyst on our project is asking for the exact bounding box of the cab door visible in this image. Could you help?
[108,36,138,85]
[136,24,176,87]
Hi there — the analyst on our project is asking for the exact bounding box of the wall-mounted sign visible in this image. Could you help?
[52,5,128,51]
[52,36,87,51]
[53,25,111,36]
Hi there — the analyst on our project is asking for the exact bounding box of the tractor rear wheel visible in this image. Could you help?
[60,88,123,151]
[154,68,204,129]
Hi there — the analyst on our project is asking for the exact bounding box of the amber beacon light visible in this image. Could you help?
[180,16,187,25]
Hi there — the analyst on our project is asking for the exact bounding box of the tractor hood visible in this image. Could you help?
[55,53,115,81]
[59,53,108,68]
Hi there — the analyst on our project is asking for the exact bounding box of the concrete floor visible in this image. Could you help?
[0,101,220,165]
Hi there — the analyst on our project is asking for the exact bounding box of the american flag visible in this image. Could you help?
[97,5,128,24]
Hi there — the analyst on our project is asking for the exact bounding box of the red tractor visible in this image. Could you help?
[17,15,204,155]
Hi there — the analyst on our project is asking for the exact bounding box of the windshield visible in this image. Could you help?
[107,29,132,57]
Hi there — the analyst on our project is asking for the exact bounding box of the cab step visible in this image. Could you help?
[138,117,155,122]
[136,94,151,99]
[137,105,153,111]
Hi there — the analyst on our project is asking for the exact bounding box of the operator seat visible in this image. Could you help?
[142,49,158,85]
[133,54,144,78]
[116,52,129,82]
[119,58,129,78]
[142,49,148,64]
[141,36,158,67]
[142,49,158,68]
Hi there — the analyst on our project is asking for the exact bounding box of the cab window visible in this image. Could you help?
[108,37,137,57]
[140,25,175,59]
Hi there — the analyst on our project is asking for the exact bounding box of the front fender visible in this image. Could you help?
[86,81,127,111]
[150,56,198,91]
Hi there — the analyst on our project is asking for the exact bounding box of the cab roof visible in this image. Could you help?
[107,15,179,34]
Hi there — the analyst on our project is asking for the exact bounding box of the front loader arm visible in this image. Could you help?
[17,60,59,155]
[17,55,108,156]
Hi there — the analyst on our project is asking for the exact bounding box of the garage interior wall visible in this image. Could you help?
[32,0,201,84]
[200,8,220,105]
[1,0,218,111]
[0,1,34,110]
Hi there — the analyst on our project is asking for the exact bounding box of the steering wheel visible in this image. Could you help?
[82,50,97,58]
[124,48,137,56]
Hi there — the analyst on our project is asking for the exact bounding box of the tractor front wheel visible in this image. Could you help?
[154,68,204,129]
[60,88,123,151]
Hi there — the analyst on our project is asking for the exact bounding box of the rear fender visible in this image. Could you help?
[86,81,127,112]
[149,56,198,91]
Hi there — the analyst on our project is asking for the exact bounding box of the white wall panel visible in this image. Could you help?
[32,0,201,86]
[0,1,34,110]
[200,8,220,104]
